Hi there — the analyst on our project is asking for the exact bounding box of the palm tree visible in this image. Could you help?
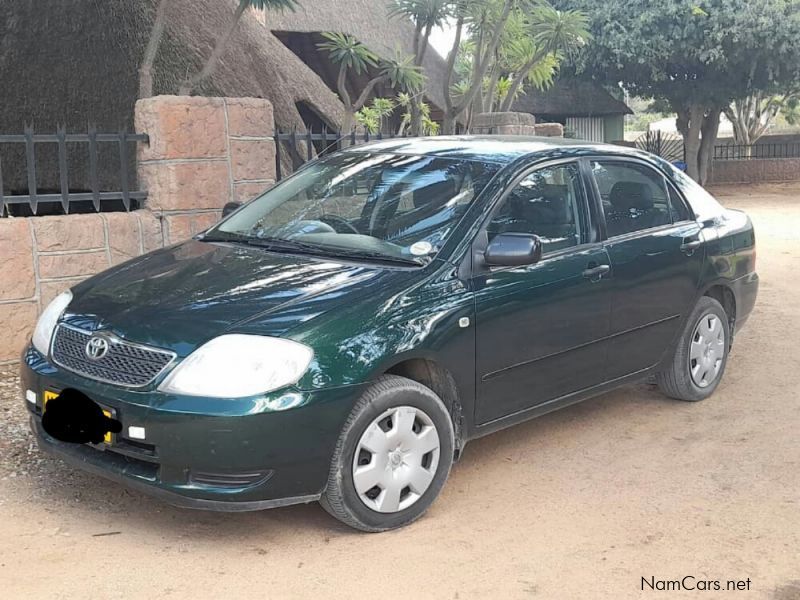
[388,0,451,134]
[317,33,424,137]
[498,6,590,111]
[440,0,516,134]
[178,0,299,95]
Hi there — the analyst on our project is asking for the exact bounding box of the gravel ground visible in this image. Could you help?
[0,183,798,599]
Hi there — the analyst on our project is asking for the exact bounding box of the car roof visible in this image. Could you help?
[343,135,653,165]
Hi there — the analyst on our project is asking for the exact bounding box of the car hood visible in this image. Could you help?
[65,240,405,356]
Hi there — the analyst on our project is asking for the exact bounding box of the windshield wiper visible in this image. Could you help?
[201,233,424,266]
[200,233,324,254]
[197,232,250,245]
[320,249,426,266]
[242,236,330,254]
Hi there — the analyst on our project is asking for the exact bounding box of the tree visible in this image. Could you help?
[139,0,170,98]
[724,92,800,147]
[440,0,516,133]
[178,0,299,96]
[389,0,451,134]
[397,93,441,135]
[355,98,396,133]
[317,33,424,136]
[431,0,588,133]
[497,6,589,110]
[557,0,800,184]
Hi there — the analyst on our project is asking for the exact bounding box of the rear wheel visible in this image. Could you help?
[320,375,454,532]
[656,296,730,402]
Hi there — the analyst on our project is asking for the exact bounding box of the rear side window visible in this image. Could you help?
[667,184,692,222]
[590,161,672,237]
[487,162,584,254]
[668,164,724,221]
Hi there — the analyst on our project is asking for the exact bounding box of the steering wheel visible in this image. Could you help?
[320,215,360,234]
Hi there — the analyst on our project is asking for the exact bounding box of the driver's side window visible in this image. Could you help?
[487,163,584,254]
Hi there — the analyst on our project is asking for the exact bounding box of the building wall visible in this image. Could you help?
[0,96,276,364]
[566,117,604,142]
[603,115,625,143]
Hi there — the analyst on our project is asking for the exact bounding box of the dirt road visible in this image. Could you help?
[1,184,798,599]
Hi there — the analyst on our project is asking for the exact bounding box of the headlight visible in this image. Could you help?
[32,291,73,355]
[158,334,313,398]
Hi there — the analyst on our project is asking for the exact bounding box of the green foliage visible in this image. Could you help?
[780,97,800,127]
[396,93,440,134]
[381,51,425,91]
[318,34,422,92]
[371,97,397,115]
[355,98,397,133]
[389,0,452,29]
[558,0,800,108]
[527,5,591,59]
[523,52,560,89]
[317,32,379,75]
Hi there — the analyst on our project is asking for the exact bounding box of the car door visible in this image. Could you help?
[587,158,704,379]
[472,160,614,424]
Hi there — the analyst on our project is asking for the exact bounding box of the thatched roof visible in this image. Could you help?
[512,80,633,118]
[267,0,449,109]
[0,0,447,194]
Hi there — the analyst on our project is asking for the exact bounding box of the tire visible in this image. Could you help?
[656,296,731,402]
[320,375,455,532]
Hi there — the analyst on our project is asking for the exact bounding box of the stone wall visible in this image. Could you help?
[0,211,163,362]
[136,96,275,244]
[0,96,276,364]
[709,158,800,184]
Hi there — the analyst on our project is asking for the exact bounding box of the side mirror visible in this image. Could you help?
[222,201,241,218]
[484,233,543,267]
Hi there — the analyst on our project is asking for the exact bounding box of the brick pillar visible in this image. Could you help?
[471,112,564,138]
[472,112,537,135]
[135,96,275,244]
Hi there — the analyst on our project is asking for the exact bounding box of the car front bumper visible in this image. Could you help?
[21,346,363,511]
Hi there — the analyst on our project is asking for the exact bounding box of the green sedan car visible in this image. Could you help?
[21,137,758,531]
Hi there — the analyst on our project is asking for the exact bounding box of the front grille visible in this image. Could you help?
[51,324,175,388]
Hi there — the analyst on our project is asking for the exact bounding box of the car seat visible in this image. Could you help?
[606,181,665,236]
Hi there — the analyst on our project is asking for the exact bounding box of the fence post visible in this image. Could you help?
[275,122,282,181]
[24,123,38,215]
[118,129,131,211]
[56,125,70,214]
[88,124,101,212]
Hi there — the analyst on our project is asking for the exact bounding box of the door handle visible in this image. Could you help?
[681,239,703,254]
[582,264,611,280]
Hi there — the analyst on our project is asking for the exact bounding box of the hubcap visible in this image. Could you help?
[352,406,440,513]
[689,313,726,388]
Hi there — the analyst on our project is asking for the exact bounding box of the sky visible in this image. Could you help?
[428,22,457,59]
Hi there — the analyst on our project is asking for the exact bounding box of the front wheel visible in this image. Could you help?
[320,375,455,532]
[656,296,731,402]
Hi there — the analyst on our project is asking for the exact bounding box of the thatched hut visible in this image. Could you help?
[512,80,632,143]
[0,0,447,196]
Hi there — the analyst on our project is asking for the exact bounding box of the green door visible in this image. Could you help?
[473,161,614,424]
[588,159,704,379]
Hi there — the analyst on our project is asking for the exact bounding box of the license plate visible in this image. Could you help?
[43,390,113,444]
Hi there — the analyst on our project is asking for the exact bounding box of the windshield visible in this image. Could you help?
[209,152,500,265]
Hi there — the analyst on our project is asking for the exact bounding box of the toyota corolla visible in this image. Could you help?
[21,137,758,531]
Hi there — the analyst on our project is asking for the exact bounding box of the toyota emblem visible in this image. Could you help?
[85,336,109,360]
